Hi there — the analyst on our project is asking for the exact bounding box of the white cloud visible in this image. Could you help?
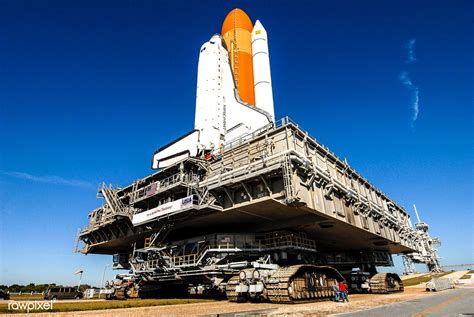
[399,71,420,123]
[406,38,416,63]
[399,71,413,88]
[412,87,419,122]
[400,38,420,125]
[0,170,93,188]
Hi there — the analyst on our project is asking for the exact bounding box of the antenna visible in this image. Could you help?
[413,204,421,223]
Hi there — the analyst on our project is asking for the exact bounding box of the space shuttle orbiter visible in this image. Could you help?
[152,8,275,169]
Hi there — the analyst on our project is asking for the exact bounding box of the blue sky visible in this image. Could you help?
[0,0,472,286]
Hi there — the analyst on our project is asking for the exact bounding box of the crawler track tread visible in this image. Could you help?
[225,275,241,302]
[265,265,340,303]
[369,273,404,294]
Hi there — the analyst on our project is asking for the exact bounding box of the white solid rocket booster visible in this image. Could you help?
[252,20,275,121]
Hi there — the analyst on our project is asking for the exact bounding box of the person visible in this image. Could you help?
[338,280,349,302]
[332,283,341,302]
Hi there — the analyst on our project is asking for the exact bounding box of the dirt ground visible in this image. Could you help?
[3,286,452,317]
[400,273,427,280]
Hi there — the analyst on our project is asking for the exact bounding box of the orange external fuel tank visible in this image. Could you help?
[221,8,255,106]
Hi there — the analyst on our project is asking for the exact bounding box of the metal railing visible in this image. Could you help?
[131,173,199,204]
[219,117,407,222]
[142,233,317,269]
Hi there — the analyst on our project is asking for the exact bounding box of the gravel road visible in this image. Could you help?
[2,287,457,317]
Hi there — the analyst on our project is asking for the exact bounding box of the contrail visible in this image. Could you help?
[400,38,419,125]
[406,39,416,63]
[399,71,420,123]
[0,170,94,188]
[412,87,419,122]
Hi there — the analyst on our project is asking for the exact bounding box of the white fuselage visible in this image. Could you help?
[194,34,272,149]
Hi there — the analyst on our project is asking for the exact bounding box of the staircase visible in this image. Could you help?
[282,154,296,204]
[97,182,129,218]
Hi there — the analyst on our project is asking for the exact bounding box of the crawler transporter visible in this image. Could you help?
[77,8,440,303]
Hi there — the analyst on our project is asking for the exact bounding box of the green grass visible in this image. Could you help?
[468,270,474,274]
[403,272,451,287]
[9,294,44,301]
[459,274,472,280]
[0,298,214,314]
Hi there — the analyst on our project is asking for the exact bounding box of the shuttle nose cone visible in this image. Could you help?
[209,34,222,44]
